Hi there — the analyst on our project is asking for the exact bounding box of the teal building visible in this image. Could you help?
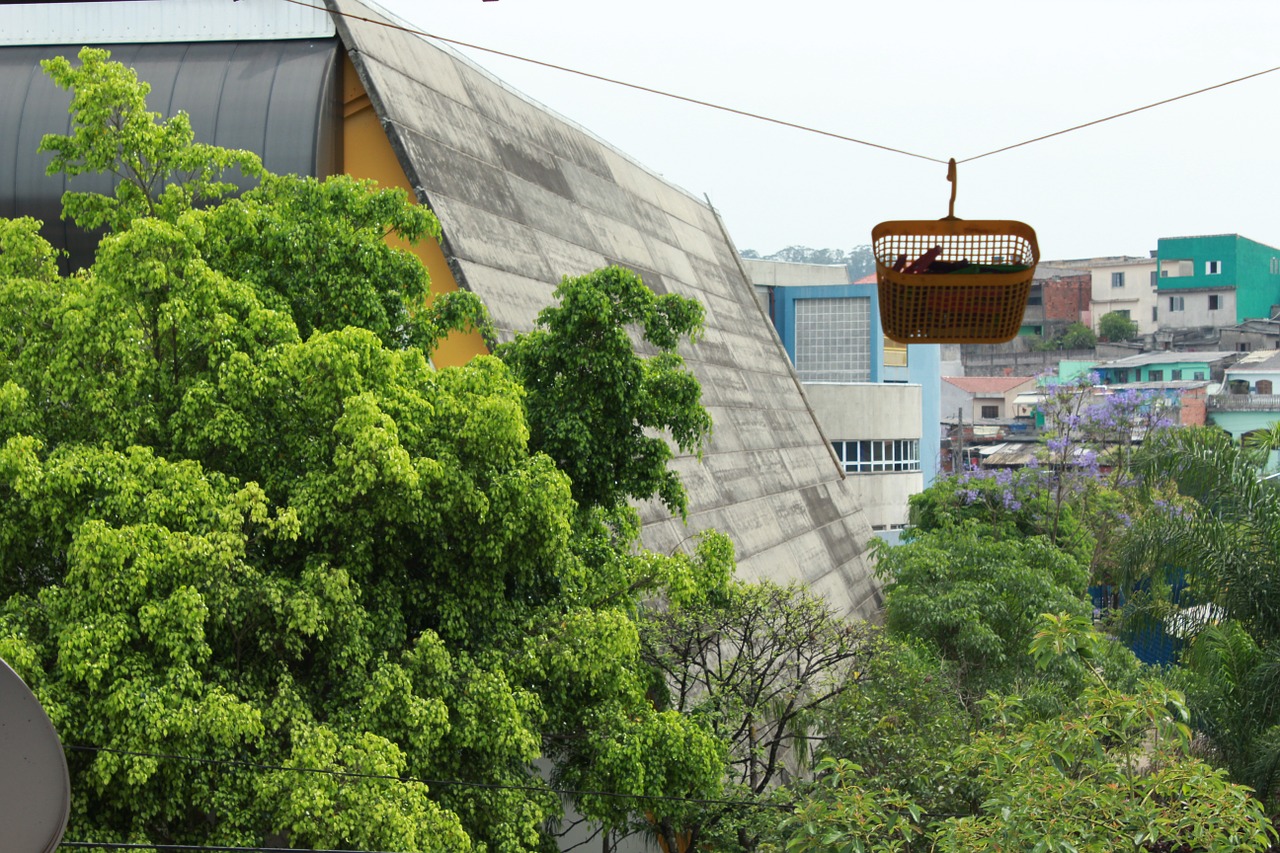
[1157,234,1280,326]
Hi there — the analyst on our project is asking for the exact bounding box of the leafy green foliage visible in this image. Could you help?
[1121,426,1280,807]
[498,265,711,518]
[40,48,266,231]
[0,49,729,852]
[770,617,1275,853]
[815,636,969,810]
[875,525,1091,699]
[1099,310,1140,343]
[1033,322,1097,351]
[632,581,873,851]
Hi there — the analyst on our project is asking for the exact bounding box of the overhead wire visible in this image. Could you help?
[279,0,1280,169]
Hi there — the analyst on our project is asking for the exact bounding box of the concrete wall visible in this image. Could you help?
[805,382,922,530]
[959,347,1097,377]
[1159,289,1237,331]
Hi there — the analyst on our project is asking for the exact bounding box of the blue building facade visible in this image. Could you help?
[757,276,943,486]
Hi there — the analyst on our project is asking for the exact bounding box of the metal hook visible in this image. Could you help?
[946,158,958,220]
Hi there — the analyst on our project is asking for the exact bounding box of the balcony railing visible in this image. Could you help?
[1207,393,1280,412]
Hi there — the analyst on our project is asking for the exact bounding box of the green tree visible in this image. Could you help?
[774,616,1276,853]
[0,48,731,852]
[1098,310,1139,343]
[628,581,872,852]
[497,265,710,518]
[1122,426,1280,804]
[1058,321,1099,350]
[875,524,1091,700]
[814,635,969,811]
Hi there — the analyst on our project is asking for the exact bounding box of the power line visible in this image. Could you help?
[280,0,946,165]
[959,63,1280,163]
[280,0,1280,170]
[66,744,794,811]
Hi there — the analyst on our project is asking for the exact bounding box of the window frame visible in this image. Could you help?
[1111,271,1125,288]
[832,439,921,474]
[1209,294,1221,311]
[1206,260,1222,275]
[1169,295,1185,312]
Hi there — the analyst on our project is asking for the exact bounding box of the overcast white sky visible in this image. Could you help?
[375,0,1280,261]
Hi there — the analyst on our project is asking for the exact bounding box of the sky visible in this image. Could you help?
[373,0,1280,262]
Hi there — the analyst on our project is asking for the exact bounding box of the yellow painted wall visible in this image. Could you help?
[341,54,487,367]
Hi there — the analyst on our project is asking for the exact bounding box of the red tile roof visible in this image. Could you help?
[854,273,878,284]
[943,376,1036,395]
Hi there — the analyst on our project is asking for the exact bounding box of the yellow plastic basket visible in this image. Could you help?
[872,218,1039,344]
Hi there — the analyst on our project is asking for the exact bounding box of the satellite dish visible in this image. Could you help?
[0,657,71,853]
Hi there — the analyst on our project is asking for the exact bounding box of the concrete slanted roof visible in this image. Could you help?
[943,376,1035,395]
[329,0,881,616]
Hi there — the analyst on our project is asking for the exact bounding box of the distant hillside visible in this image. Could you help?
[740,245,876,280]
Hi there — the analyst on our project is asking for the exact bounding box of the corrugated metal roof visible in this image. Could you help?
[0,0,334,46]
[329,0,883,617]
[0,39,342,272]
[1096,351,1237,369]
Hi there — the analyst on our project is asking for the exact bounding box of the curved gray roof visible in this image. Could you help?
[0,39,342,272]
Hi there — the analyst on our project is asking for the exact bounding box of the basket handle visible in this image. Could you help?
[945,157,958,221]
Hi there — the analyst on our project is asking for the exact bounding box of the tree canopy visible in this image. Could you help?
[0,47,730,852]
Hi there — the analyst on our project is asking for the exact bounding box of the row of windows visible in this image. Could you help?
[1111,368,1205,382]
[833,439,921,474]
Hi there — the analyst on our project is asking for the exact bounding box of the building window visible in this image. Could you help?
[1116,369,1129,383]
[794,297,871,382]
[1148,370,1164,382]
[832,439,920,473]
[1194,371,1206,380]
[884,336,908,367]
[1206,260,1222,275]
[1171,369,1183,380]
[1272,257,1279,275]
[1209,294,1221,311]
[1152,306,1158,322]
[1150,270,1159,288]
[1169,295,1185,311]
[1238,343,1252,352]
[980,404,999,419]
[1026,294,1043,306]
[1115,309,1131,319]
[1111,271,1125,288]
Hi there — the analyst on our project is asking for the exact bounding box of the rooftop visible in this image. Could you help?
[1095,351,1237,369]
[943,376,1036,395]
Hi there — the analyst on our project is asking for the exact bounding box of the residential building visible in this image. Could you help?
[1020,264,1092,338]
[1156,234,1280,330]
[0,1,887,617]
[1208,349,1280,441]
[1092,351,1237,385]
[941,376,1038,422]
[1045,255,1161,337]
[1220,317,1280,353]
[744,260,942,536]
